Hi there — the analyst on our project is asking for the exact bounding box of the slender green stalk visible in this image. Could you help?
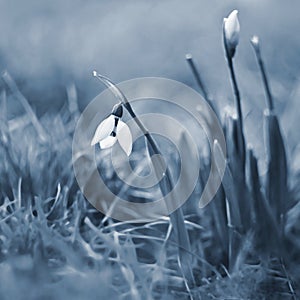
[250,38,288,237]
[185,54,209,101]
[227,58,243,133]
[223,21,246,168]
[185,54,219,117]
[226,57,246,169]
[223,32,251,257]
[250,37,274,111]
[93,72,196,287]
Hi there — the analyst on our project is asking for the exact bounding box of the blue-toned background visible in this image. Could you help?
[0,1,299,299]
[1,0,299,164]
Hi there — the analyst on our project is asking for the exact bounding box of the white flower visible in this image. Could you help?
[91,114,133,156]
[223,10,240,57]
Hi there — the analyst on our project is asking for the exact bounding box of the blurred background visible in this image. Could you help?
[0,2,299,298]
[1,0,299,167]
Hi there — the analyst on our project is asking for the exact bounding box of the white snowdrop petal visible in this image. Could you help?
[224,10,240,47]
[116,121,133,156]
[91,115,115,146]
[99,135,117,149]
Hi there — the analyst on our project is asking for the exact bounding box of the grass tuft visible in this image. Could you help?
[0,28,299,300]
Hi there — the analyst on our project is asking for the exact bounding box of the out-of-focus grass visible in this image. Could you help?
[0,55,300,300]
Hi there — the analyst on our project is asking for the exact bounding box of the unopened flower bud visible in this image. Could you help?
[250,35,260,52]
[223,10,240,58]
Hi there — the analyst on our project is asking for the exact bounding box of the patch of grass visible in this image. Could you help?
[1,21,300,300]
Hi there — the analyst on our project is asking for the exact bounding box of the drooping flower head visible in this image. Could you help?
[223,10,240,59]
[91,103,133,156]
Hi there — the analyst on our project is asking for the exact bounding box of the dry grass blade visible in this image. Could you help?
[2,71,48,143]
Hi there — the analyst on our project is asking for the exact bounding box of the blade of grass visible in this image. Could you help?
[213,139,242,271]
[2,71,48,143]
[250,36,288,236]
[247,148,280,255]
[264,110,288,236]
[250,36,274,111]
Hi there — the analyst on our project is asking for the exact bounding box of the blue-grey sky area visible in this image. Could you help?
[0,0,299,164]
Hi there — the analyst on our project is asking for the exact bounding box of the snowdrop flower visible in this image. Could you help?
[91,104,133,156]
[223,10,240,58]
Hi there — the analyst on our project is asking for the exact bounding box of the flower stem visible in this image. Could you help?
[93,72,195,286]
[185,54,209,101]
[185,54,220,120]
[226,57,246,168]
[251,41,274,111]
[227,59,242,129]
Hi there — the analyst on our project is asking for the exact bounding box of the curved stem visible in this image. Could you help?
[250,42,274,111]
[93,72,196,286]
[93,72,161,155]
[185,54,209,100]
[185,54,219,119]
